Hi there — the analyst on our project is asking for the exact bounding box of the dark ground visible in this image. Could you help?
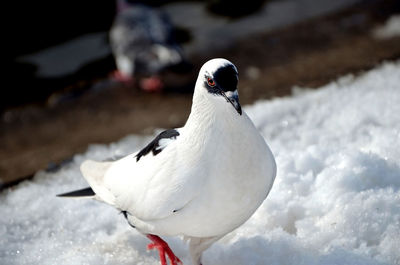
[1,0,400,188]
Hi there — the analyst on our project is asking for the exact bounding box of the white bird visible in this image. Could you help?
[58,58,276,265]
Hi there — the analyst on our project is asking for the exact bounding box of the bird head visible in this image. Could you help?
[195,58,242,115]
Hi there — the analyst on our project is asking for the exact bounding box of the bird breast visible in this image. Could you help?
[145,112,276,237]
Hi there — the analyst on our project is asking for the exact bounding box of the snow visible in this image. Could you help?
[373,15,400,40]
[17,32,110,78]
[1,61,400,265]
[163,0,362,55]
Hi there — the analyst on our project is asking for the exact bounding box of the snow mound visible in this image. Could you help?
[373,15,400,39]
[1,61,400,265]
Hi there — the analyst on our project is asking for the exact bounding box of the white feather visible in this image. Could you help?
[80,160,114,205]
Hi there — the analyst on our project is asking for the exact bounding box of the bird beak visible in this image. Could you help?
[221,90,242,115]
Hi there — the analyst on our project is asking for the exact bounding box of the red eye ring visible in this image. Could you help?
[207,77,216,87]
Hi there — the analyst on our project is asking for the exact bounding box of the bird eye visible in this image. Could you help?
[207,77,216,87]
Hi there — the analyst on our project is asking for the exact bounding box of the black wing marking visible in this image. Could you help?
[135,129,180,162]
[121,211,136,228]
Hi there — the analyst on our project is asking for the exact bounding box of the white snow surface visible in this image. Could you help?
[372,15,400,40]
[17,32,110,78]
[1,61,400,265]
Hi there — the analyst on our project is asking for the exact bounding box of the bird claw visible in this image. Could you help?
[146,234,182,265]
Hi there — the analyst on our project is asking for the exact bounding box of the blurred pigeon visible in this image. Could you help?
[110,1,185,92]
[58,58,276,265]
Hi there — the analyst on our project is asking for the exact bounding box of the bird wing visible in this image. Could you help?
[81,129,200,221]
[135,129,180,161]
[110,6,170,56]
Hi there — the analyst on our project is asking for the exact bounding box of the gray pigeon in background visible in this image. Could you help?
[110,0,185,92]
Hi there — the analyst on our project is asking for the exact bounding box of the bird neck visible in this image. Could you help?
[184,93,217,136]
[179,100,219,162]
[184,90,241,139]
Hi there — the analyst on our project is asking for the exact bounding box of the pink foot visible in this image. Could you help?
[111,70,134,84]
[146,234,182,265]
[140,76,164,93]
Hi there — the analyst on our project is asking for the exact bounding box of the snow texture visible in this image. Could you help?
[17,32,110,78]
[164,0,361,55]
[373,15,400,40]
[1,61,400,265]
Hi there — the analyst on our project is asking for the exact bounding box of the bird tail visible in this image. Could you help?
[57,187,95,198]
[79,160,115,205]
[56,160,115,204]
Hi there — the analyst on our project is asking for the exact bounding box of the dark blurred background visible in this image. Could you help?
[1,0,400,188]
